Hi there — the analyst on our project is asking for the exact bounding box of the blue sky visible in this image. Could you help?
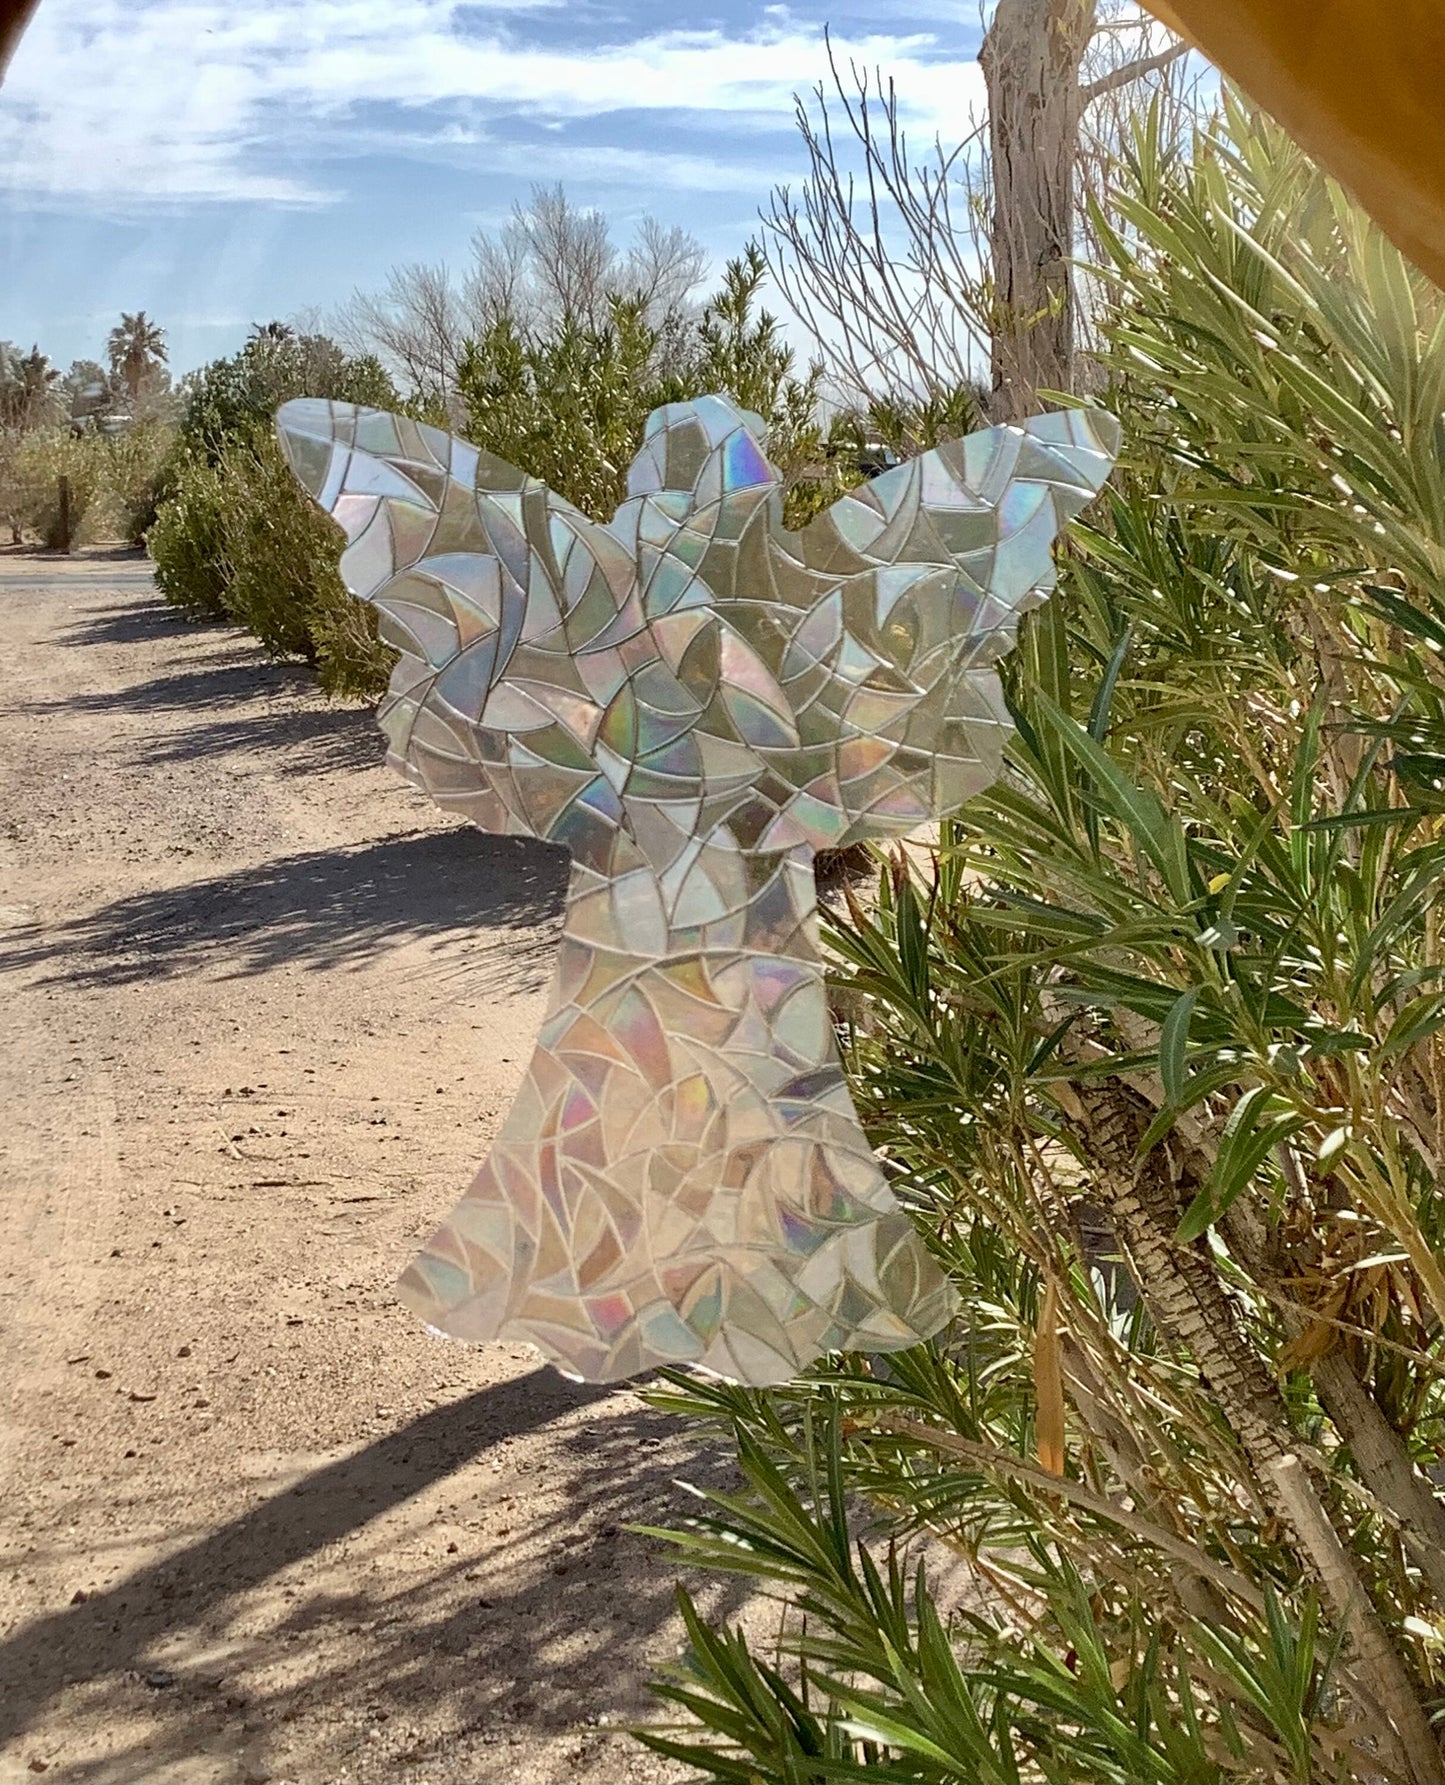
[0,0,991,376]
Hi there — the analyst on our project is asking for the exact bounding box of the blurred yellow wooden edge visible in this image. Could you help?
[1139,1,1445,292]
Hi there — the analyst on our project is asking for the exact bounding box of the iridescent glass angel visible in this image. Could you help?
[277,394,1118,1383]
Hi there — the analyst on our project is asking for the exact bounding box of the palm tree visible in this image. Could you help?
[106,311,168,405]
[0,342,60,432]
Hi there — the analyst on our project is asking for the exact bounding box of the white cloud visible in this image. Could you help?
[328,121,783,195]
[0,0,985,209]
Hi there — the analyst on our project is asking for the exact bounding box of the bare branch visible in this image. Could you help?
[465,222,530,333]
[759,32,991,430]
[514,183,616,330]
[334,261,466,407]
[343,186,707,402]
[622,217,708,315]
[1082,38,1190,106]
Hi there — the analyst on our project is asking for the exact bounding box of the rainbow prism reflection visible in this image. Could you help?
[277,394,1119,1384]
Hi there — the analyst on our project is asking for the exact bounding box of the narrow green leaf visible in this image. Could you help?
[1087,623,1134,743]
[1033,694,1187,899]
[1381,993,1445,1058]
[1364,583,1445,651]
[1176,1087,1303,1242]
[1301,806,1430,832]
[1158,988,1198,1105]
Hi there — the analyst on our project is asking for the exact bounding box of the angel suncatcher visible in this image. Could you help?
[276,393,1118,1384]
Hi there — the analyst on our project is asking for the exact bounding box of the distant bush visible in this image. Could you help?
[0,435,21,543]
[146,448,229,618]
[8,428,107,548]
[178,323,398,465]
[147,324,400,695]
[0,419,179,549]
[107,420,178,546]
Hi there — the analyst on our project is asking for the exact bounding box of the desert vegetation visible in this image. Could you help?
[137,193,895,695]
[9,4,1445,1778]
[0,319,173,549]
[145,323,402,693]
[640,93,1445,1785]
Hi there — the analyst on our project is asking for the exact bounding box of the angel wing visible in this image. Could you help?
[759,409,1123,846]
[573,398,1122,853]
[276,398,661,873]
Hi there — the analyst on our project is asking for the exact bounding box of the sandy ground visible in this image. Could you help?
[0,551,761,1784]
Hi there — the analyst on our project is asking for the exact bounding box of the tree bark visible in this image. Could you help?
[1216,1189,1445,1611]
[1310,1349,1445,1610]
[1062,1082,1295,1492]
[980,0,1097,421]
[1059,1078,1445,1781]
[1267,1454,1445,1785]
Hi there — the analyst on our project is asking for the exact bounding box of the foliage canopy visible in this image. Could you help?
[638,99,1445,1785]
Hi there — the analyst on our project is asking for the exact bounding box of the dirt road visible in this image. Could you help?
[0,552,751,1783]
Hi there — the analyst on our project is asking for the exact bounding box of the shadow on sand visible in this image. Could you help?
[0,1369,743,1779]
[21,601,388,777]
[0,826,570,990]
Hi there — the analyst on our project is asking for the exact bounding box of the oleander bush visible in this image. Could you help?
[146,446,229,619]
[105,419,180,547]
[147,325,401,694]
[639,99,1445,1785]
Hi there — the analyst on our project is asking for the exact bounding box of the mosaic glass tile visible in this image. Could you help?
[277,393,1119,1384]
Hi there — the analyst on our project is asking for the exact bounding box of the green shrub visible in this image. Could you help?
[179,325,399,465]
[642,101,1445,1785]
[305,573,393,699]
[148,278,855,692]
[459,299,663,523]
[147,449,229,618]
[210,427,324,659]
[146,324,401,694]
[107,420,178,546]
[148,425,393,694]
[458,246,853,527]
[213,425,392,692]
[8,428,106,547]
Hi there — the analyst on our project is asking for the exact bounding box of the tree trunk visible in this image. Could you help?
[1059,1078,1445,1781]
[1062,1083,1297,1494]
[1311,1348,1445,1609]
[980,0,1096,421]
[1232,1185,1445,1611]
